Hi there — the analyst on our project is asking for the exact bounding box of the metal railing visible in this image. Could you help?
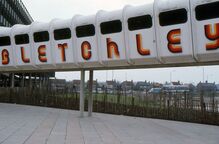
[0,85,218,125]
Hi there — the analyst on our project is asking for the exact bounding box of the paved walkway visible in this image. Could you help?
[0,103,218,144]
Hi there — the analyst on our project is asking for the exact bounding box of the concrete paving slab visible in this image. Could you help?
[0,103,218,144]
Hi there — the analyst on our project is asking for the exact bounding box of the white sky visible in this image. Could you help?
[22,0,219,84]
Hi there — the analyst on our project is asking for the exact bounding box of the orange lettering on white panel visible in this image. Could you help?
[58,43,68,62]
[38,45,47,63]
[167,29,182,53]
[2,49,10,65]
[107,38,120,59]
[81,41,92,60]
[21,47,30,63]
[136,34,150,56]
[205,23,219,50]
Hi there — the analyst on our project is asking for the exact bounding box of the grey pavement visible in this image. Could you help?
[0,103,218,144]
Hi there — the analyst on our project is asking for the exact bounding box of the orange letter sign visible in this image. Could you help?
[136,34,150,56]
[167,29,182,53]
[38,45,47,62]
[205,23,219,50]
[21,47,30,63]
[2,49,10,65]
[107,38,120,59]
[58,43,68,62]
[81,41,92,60]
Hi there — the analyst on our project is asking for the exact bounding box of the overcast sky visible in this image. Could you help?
[22,0,219,84]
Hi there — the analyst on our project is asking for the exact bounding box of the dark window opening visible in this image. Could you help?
[54,28,71,40]
[76,24,95,38]
[100,20,122,34]
[128,15,153,31]
[34,31,49,42]
[159,8,188,26]
[15,34,29,45]
[196,1,219,21]
[0,36,11,46]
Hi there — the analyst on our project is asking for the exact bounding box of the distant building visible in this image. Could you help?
[216,84,219,92]
[86,80,98,93]
[186,83,196,93]
[106,80,117,93]
[72,80,81,93]
[134,81,152,91]
[106,80,116,88]
[50,79,66,92]
[0,0,33,26]
[121,81,134,92]
[172,81,184,86]
[162,81,192,93]
[98,82,107,94]
[0,0,55,87]
[197,81,216,94]
[152,82,163,88]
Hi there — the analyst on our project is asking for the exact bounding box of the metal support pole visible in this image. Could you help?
[10,73,15,88]
[29,74,32,88]
[88,70,94,117]
[22,73,25,87]
[80,70,85,117]
[34,73,37,87]
[39,76,42,89]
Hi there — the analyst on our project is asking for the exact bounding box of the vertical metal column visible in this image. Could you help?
[10,73,15,88]
[22,73,25,87]
[80,70,85,117]
[39,75,42,89]
[88,70,94,117]
[29,74,32,88]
